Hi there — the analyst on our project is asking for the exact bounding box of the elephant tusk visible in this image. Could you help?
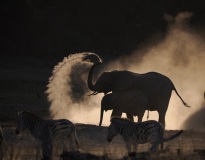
[87,92,99,96]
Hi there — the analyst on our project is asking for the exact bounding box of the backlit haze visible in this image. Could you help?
[47,12,205,131]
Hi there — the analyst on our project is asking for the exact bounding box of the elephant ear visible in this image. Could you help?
[112,72,134,91]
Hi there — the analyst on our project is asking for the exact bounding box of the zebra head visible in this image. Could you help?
[107,123,118,142]
[15,111,28,135]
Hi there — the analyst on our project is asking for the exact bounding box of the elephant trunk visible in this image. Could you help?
[99,108,104,126]
[87,62,102,92]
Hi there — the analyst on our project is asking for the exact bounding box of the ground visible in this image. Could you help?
[1,121,205,160]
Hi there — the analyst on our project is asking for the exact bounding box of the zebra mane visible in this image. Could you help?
[20,111,41,119]
[111,116,132,123]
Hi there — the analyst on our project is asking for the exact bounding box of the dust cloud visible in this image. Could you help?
[47,12,205,130]
[108,12,205,130]
[46,52,104,124]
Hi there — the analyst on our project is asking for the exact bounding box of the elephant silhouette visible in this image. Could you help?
[99,90,149,126]
[87,62,190,127]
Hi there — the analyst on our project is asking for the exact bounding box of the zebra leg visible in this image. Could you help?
[61,139,67,153]
[0,145,3,160]
[41,129,53,160]
[149,142,158,152]
[160,142,164,150]
[132,142,138,152]
[35,140,42,160]
[66,131,79,152]
[42,141,52,160]
[125,141,131,154]
[73,131,80,151]
[0,127,4,160]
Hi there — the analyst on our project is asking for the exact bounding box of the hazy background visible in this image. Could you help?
[46,12,205,131]
[0,0,205,131]
[114,12,205,130]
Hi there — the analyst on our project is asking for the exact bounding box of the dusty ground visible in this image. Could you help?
[0,121,205,160]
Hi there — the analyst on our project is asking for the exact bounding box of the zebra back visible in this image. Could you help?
[16,111,48,138]
[48,119,75,141]
[16,111,76,141]
[16,111,80,158]
[109,117,182,146]
[111,117,164,140]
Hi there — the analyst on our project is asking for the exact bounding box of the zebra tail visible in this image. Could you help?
[162,130,183,142]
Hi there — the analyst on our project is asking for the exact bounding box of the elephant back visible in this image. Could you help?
[131,72,174,106]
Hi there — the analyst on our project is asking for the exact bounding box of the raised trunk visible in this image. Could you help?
[87,62,102,91]
[99,108,104,126]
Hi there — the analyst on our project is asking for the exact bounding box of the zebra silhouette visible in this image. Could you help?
[0,126,3,160]
[107,117,183,153]
[15,111,79,159]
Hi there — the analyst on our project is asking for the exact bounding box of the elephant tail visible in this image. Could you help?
[172,84,190,108]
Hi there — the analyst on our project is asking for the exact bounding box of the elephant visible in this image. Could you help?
[87,62,190,127]
[99,90,149,126]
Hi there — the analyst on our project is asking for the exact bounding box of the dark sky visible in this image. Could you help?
[0,0,205,129]
[1,0,205,59]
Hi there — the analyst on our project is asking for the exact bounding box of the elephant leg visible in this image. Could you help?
[158,111,166,128]
[157,98,170,128]
[126,113,134,121]
[138,110,146,122]
[138,115,143,122]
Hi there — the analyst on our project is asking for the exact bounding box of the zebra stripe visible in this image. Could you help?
[15,111,79,159]
[107,117,183,152]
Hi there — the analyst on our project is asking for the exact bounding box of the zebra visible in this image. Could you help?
[107,117,183,153]
[15,111,80,159]
[0,126,3,160]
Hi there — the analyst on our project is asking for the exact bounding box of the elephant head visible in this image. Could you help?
[87,63,135,95]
